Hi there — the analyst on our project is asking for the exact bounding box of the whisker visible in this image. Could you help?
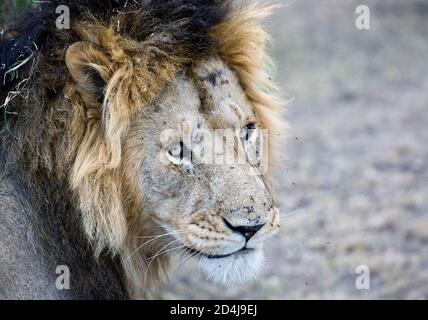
[125,229,188,261]
[143,239,185,284]
[176,249,201,270]
[171,247,196,272]
[206,258,221,280]
[185,252,202,271]
[132,229,188,239]
[148,238,182,261]
[279,208,305,219]
[149,244,188,261]
[173,246,191,263]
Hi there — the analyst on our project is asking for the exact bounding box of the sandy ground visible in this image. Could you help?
[162,0,428,299]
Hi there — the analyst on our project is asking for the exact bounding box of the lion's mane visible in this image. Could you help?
[0,0,282,298]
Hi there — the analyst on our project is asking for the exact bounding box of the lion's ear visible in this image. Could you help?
[65,41,111,107]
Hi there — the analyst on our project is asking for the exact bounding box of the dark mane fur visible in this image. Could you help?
[0,0,231,132]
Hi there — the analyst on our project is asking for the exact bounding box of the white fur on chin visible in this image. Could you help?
[199,248,264,286]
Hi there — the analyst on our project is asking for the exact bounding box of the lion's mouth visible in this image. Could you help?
[185,246,253,259]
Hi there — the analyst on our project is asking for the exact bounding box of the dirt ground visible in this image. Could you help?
[163,0,428,299]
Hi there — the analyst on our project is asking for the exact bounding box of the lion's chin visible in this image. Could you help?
[199,248,265,286]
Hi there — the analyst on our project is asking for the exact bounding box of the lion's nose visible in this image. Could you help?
[223,218,265,241]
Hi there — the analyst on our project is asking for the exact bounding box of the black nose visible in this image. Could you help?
[223,218,265,241]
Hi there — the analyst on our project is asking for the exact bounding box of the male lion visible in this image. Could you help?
[0,0,284,299]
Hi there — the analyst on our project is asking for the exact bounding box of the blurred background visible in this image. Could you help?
[1,0,427,299]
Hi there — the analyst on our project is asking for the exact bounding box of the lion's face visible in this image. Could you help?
[124,57,280,285]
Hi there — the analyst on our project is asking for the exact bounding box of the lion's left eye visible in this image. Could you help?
[240,122,261,166]
[241,122,257,142]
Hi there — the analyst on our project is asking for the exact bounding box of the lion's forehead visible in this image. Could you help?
[148,56,254,132]
[192,57,254,126]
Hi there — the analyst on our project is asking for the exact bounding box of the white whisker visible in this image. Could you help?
[177,249,201,270]
[125,229,188,261]
[279,208,305,219]
[143,239,185,284]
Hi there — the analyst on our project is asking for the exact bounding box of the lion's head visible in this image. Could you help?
[120,56,281,287]
[0,0,284,298]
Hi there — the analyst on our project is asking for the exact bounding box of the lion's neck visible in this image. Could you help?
[0,158,127,299]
